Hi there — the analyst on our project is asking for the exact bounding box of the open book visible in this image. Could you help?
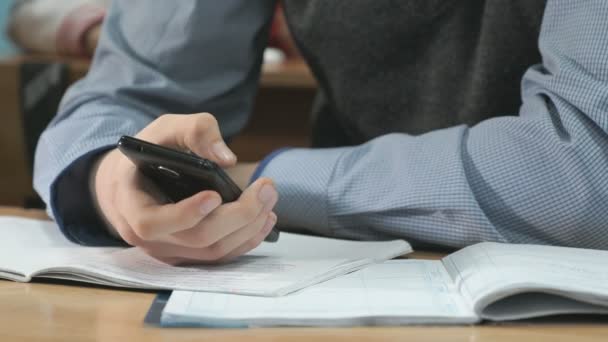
[161,242,608,327]
[0,216,411,296]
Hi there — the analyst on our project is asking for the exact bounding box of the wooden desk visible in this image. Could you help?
[1,207,607,341]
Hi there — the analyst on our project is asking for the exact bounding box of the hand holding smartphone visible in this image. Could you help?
[117,135,279,242]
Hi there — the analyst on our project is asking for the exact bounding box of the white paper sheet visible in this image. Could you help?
[162,260,477,327]
[0,216,412,296]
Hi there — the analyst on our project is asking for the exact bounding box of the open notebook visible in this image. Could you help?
[0,216,411,296]
[161,242,608,327]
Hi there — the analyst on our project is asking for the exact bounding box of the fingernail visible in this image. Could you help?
[212,141,236,163]
[258,184,277,206]
[200,197,221,215]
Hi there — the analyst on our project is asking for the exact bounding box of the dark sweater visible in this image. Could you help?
[283,0,546,147]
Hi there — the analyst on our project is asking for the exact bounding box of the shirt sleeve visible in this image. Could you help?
[260,1,608,250]
[33,0,275,245]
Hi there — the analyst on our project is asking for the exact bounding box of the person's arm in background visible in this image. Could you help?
[7,0,109,57]
[254,0,608,250]
[267,4,300,59]
[33,0,278,263]
[8,0,297,61]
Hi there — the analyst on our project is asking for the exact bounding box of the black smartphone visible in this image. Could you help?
[117,135,279,242]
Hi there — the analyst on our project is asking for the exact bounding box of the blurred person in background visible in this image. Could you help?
[0,1,16,54]
[7,0,299,61]
[8,0,108,57]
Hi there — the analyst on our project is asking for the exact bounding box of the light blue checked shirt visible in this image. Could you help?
[34,1,608,248]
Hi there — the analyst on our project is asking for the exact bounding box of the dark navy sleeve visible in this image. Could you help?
[50,147,127,246]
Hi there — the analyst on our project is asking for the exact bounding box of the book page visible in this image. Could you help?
[250,233,411,260]
[443,242,608,320]
[68,231,411,296]
[0,216,411,296]
[46,227,411,296]
[162,260,477,327]
[0,217,91,278]
[74,248,356,296]
[0,216,77,248]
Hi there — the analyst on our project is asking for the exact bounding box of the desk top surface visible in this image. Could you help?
[1,206,607,342]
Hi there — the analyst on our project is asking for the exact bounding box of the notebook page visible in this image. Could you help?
[77,231,411,296]
[0,217,117,278]
[162,260,477,327]
[0,216,411,295]
[249,233,411,260]
[443,242,608,318]
[76,248,357,295]
[0,216,77,248]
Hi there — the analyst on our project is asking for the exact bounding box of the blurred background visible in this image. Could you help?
[0,1,16,55]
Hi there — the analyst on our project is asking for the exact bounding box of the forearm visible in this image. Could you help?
[260,0,608,249]
[260,130,504,247]
[33,0,274,245]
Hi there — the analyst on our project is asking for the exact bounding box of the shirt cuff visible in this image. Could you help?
[249,147,292,184]
[255,147,347,236]
[50,146,128,247]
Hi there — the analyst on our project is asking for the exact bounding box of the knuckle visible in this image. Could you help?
[193,114,213,132]
[198,112,218,127]
[156,113,175,126]
[195,114,219,135]
[185,117,214,146]
[162,113,177,120]
[144,114,174,139]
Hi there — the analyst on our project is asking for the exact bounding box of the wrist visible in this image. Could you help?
[90,150,121,239]
[227,162,259,190]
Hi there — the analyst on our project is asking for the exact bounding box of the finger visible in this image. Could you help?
[171,201,268,251]
[137,246,205,266]
[170,178,278,247]
[108,208,140,247]
[165,210,271,261]
[137,113,237,167]
[139,213,277,264]
[137,241,224,264]
[217,213,278,263]
[118,182,223,241]
[206,211,274,259]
